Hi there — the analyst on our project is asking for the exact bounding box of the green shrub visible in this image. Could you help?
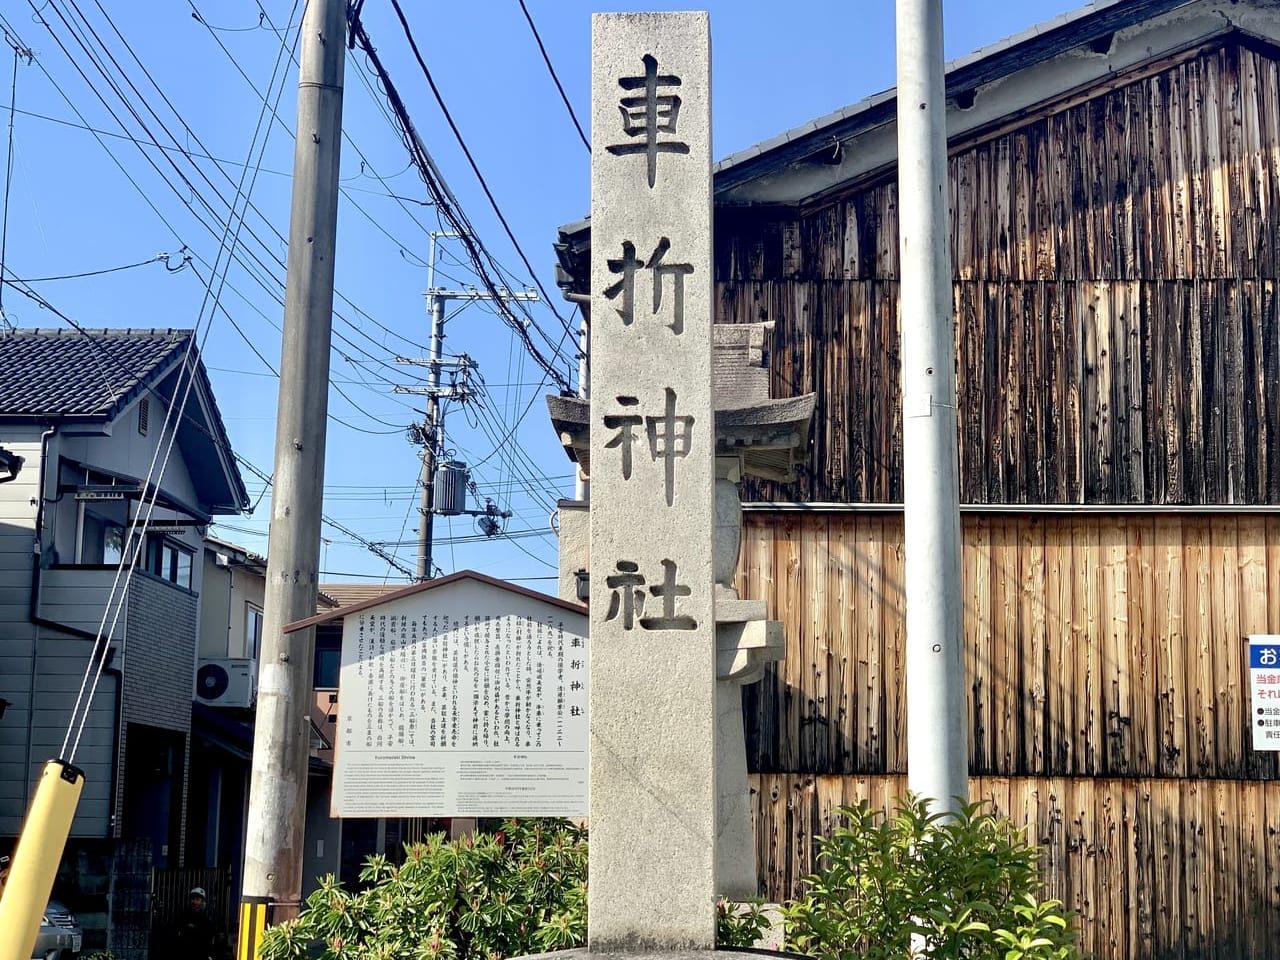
[783,796,1082,960]
[258,818,765,959]
[716,896,771,949]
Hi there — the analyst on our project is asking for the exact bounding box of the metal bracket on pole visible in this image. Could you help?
[393,235,539,580]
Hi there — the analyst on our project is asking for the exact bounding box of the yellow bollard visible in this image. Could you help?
[237,897,271,960]
[0,760,83,960]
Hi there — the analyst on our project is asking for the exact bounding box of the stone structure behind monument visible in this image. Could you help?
[549,323,814,901]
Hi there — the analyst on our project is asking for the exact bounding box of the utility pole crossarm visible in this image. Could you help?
[399,237,540,582]
[427,287,539,302]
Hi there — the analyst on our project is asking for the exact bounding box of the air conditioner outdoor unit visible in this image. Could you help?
[195,658,256,708]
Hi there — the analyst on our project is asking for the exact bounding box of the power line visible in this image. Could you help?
[387,0,578,340]
[1,257,407,581]
[10,250,189,282]
[516,0,590,153]
[0,20,419,578]
[30,0,432,411]
[347,11,573,392]
[10,103,428,205]
[188,0,485,329]
[0,27,32,328]
[13,6,558,580]
[8,8,432,432]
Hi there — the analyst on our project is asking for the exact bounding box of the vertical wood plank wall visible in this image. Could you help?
[717,42,1280,507]
[740,511,1280,959]
[749,773,1280,960]
[700,33,1280,960]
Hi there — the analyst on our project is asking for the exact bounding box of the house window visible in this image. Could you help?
[314,625,342,687]
[102,523,125,566]
[79,504,128,565]
[146,536,194,589]
[245,603,264,660]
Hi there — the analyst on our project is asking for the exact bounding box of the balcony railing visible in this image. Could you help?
[38,566,126,640]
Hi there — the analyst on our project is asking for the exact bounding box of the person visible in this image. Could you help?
[172,886,230,960]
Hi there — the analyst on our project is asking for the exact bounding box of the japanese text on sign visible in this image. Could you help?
[334,602,588,817]
[1248,637,1280,750]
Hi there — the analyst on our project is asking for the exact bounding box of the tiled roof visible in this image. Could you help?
[0,327,249,512]
[292,571,587,633]
[318,582,403,611]
[0,327,192,419]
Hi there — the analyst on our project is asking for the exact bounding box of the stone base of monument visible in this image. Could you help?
[514,950,810,959]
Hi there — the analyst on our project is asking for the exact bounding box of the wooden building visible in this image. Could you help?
[554,0,1280,956]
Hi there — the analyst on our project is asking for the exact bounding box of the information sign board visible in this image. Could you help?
[331,579,588,817]
[1248,635,1280,750]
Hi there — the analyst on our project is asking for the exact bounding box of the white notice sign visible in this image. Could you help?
[331,579,588,817]
[1248,634,1280,751]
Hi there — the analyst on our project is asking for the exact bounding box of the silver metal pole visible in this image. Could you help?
[241,0,346,922]
[896,0,968,813]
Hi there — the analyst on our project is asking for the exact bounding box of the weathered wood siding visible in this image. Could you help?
[740,510,1280,780]
[740,509,1280,957]
[751,773,1278,960]
[717,41,1280,505]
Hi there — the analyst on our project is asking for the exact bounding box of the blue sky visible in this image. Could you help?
[0,0,1080,588]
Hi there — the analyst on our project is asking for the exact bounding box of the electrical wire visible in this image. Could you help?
[8,10,433,431]
[17,7,560,582]
[31,0,433,409]
[10,250,187,282]
[387,0,578,341]
[61,0,307,760]
[516,0,590,153]
[0,30,31,327]
[347,12,574,391]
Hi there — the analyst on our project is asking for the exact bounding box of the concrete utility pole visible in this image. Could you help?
[396,232,536,581]
[240,0,345,937]
[895,0,969,813]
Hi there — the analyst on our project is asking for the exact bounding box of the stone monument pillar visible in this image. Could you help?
[533,15,813,957]
[588,12,717,951]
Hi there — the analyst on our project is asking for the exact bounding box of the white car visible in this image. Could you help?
[31,901,82,960]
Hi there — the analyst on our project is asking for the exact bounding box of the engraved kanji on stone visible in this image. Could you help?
[602,396,643,479]
[606,54,690,188]
[603,238,693,334]
[601,389,696,504]
[639,559,697,631]
[646,387,695,506]
[604,560,647,629]
[603,559,698,632]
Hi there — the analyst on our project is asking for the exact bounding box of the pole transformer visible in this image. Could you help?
[396,233,537,581]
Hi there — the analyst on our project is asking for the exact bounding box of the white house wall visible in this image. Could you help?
[197,550,265,660]
[0,426,116,836]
